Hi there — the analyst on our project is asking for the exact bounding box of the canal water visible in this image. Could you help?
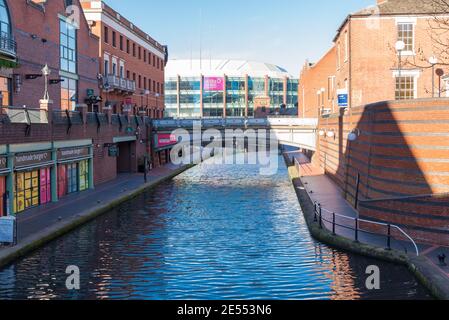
[0,156,431,300]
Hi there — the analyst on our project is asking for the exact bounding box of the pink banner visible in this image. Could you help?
[204,77,224,91]
[157,134,178,148]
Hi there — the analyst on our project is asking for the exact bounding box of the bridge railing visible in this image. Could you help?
[152,118,318,129]
[313,202,419,256]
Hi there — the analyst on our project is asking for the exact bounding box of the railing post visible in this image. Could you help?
[314,202,318,222]
[332,212,336,235]
[386,224,392,251]
[319,205,323,229]
[355,218,359,243]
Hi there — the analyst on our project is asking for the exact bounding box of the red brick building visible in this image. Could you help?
[81,0,167,118]
[299,0,447,117]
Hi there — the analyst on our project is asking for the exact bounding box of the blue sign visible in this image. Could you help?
[0,216,15,244]
[338,91,348,107]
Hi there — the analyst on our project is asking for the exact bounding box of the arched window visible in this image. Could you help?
[0,0,11,38]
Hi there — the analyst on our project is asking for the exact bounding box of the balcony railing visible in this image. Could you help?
[0,34,17,58]
[105,75,136,94]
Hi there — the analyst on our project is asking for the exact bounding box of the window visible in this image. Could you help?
[398,23,414,52]
[157,57,160,69]
[127,70,130,79]
[143,49,147,62]
[327,76,335,100]
[153,55,155,67]
[395,76,415,100]
[148,52,152,65]
[0,0,11,38]
[133,43,136,57]
[61,76,78,111]
[104,59,109,76]
[120,65,124,78]
[60,18,77,74]
[112,31,116,47]
[126,39,130,54]
[138,46,141,59]
[144,77,147,90]
[337,42,341,69]
[119,35,123,50]
[344,31,348,62]
[104,26,109,43]
[138,75,141,88]
[112,62,116,76]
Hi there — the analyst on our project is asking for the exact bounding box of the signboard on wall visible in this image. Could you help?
[0,216,15,244]
[204,77,224,91]
[156,134,178,149]
[15,151,52,168]
[108,145,119,157]
[337,89,349,107]
[57,147,90,162]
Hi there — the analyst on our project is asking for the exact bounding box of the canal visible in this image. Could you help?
[0,156,431,300]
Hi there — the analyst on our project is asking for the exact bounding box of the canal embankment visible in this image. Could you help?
[0,163,194,270]
[283,152,449,300]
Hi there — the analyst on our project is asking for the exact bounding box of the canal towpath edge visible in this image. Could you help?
[0,163,195,270]
[283,153,449,300]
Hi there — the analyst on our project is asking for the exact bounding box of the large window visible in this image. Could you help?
[61,76,77,111]
[60,18,77,74]
[226,77,246,117]
[0,0,11,38]
[398,23,414,53]
[179,77,201,118]
[395,76,415,100]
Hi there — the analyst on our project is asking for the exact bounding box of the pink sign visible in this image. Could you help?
[157,134,178,148]
[204,77,224,91]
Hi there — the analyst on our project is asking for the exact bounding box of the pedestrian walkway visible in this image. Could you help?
[287,150,449,296]
[0,163,192,268]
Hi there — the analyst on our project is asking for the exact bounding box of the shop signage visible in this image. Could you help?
[204,77,224,91]
[58,147,90,161]
[156,134,178,149]
[86,89,95,96]
[0,216,15,244]
[337,89,349,108]
[0,156,6,170]
[15,151,52,168]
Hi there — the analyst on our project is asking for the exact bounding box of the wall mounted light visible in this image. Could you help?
[319,129,326,137]
[326,129,335,138]
[348,128,361,142]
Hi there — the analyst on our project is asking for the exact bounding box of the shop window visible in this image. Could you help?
[0,176,5,217]
[58,165,67,198]
[79,160,89,191]
[14,171,39,213]
[40,168,51,205]
[67,163,78,194]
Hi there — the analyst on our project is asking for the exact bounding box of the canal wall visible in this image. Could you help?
[0,164,194,270]
[315,98,449,246]
[285,158,449,300]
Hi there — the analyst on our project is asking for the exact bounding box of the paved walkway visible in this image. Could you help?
[288,151,449,291]
[0,163,191,267]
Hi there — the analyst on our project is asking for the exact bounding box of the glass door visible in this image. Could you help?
[40,168,51,205]
[78,160,88,192]
[58,165,67,198]
[67,163,78,194]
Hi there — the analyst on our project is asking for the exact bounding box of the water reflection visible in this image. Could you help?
[0,157,431,300]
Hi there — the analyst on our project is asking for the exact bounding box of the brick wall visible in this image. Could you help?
[316,98,449,245]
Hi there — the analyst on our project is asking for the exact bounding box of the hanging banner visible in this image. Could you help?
[204,77,224,91]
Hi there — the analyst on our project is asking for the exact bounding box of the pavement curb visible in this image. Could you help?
[286,163,448,300]
[0,165,194,270]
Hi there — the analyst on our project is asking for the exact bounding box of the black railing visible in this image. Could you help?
[0,34,17,57]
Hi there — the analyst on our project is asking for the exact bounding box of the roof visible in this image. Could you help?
[355,0,442,16]
[165,59,294,79]
[334,0,445,41]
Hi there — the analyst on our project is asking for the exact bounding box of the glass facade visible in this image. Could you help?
[61,76,77,111]
[0,0,10,38]
[60,18,78,111]
[179,77,201,118]
[165,75,298,118]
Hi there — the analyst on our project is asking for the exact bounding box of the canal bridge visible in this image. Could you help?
[151,118,319,151]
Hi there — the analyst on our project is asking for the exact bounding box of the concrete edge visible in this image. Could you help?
[286,164,449,300]
[0,165,195,270]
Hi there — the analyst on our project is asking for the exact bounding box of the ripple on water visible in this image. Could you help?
[0,157,432,300]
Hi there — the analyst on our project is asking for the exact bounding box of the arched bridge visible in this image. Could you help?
[151,118,319,151]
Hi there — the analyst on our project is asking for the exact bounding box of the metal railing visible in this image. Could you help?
[0,34,17,57]
[313,202,419,256]
[104,75,136,93]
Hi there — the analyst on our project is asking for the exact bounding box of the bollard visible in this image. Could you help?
[354,218,359,243]
[319,205,323,229]
[314,203,318,222]
[332,212,336,235]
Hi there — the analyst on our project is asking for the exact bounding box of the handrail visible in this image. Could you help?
[314,202,419,256]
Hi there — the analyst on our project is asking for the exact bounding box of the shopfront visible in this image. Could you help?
[0,155,9,217]
[13,151,54,214]
[153,133,178,167]
[57,147,91,198]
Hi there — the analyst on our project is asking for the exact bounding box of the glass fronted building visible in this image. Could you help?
[165,59,298,118]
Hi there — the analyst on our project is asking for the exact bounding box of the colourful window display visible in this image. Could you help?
[58,160,89,197]
[14,170,40,213]
[40,168,51,205]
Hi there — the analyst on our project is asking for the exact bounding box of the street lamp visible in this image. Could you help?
[429,56,438,97]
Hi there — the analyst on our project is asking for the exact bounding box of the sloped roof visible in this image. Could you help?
[355,0,443,16]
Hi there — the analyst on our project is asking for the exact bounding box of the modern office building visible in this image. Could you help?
[165,59,299,118]
[81,0,168,117]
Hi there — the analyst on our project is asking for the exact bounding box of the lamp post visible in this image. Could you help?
[395,41,405,99]
[429,56,438,97]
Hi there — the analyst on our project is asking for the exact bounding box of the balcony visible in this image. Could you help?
[104,75,136,94]
[0,34,17,59]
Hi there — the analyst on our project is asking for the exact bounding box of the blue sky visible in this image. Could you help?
[105,0,374,75]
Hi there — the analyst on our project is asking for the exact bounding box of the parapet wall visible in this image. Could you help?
[316,98,449,245]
